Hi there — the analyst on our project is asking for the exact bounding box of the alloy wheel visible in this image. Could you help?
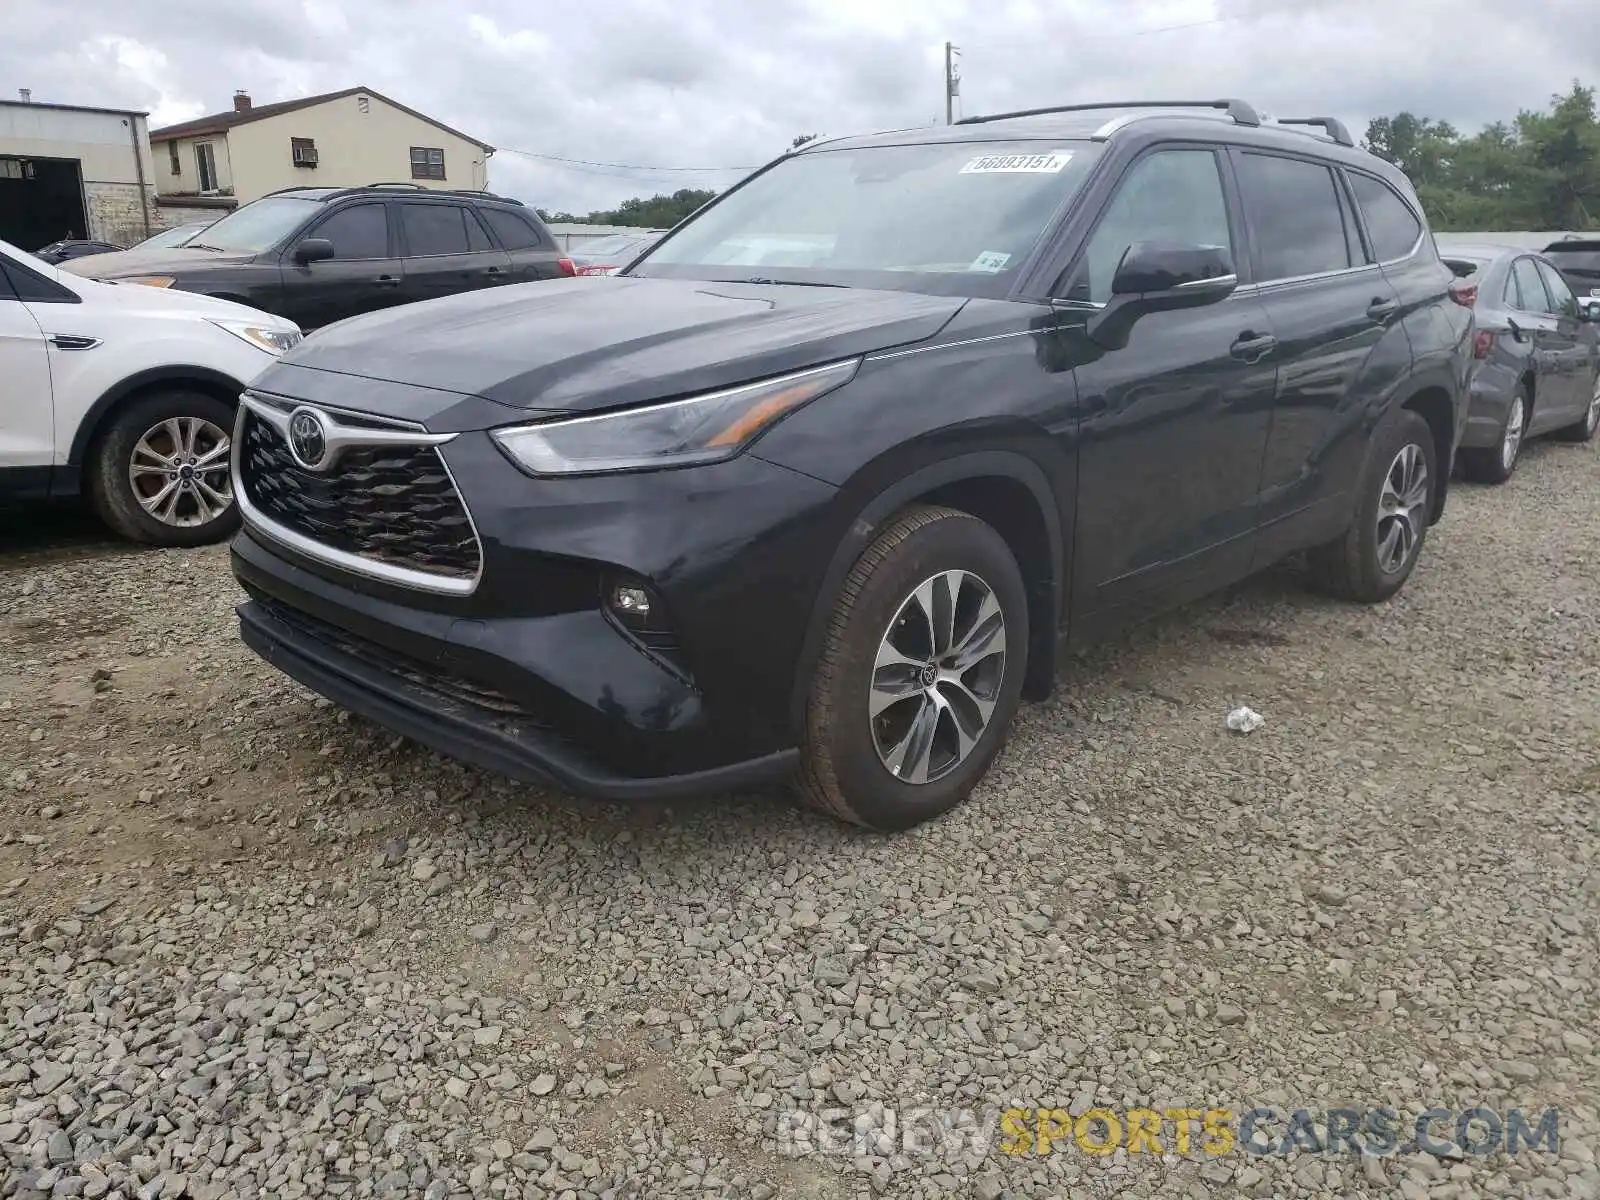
[1501,396,1526,472]
[1375,442,1429,575]
[129,417,234,528]
[1587,380,1600,435]
[870,570,1007,784]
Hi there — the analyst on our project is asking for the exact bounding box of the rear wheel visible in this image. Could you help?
[1307,408,1436,603]
[1460,387,1526,484]
[89,391,240,547]
[1553,376,1600,443]
[796,505,1028,831]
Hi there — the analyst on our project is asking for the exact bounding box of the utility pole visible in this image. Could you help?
[944,42,961,124]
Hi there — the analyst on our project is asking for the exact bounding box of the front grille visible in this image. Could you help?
[239,408,480,581]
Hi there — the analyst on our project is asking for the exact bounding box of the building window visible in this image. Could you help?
[0,158,34,180]
[291,137,319,168]
[410,147,446,180]
[357,95,370,114]
[195,143,218,192]
[168,143,180,175]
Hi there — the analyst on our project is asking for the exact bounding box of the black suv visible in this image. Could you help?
[229,99,1471,830]
[62,184,572,329]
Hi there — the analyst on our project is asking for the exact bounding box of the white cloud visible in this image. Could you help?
[2,0,1593,215]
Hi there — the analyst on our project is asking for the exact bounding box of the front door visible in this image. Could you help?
[0,266,55,490]
[283,201,405,330]
[1531,257,1594,428]
[1059,144,1278,629]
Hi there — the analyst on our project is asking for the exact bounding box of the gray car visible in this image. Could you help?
[1437,241,1600,483]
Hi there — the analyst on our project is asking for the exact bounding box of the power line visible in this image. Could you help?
[494,147,757,176]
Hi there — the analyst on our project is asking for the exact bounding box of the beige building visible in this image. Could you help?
[149,86,494,217]
[0,94,158,250]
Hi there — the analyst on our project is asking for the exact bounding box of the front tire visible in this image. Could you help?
[1460,387,1526,484]
[1307,408,1437,604]
[797,505,1028,831]
[89,391,240,547]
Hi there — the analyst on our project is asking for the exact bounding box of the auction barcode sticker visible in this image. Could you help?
[960,151,1073,174]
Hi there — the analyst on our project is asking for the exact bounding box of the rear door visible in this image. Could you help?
[1231,149,1414,562]
[0,257,55,490]
[282,200,404,329]
[397,200,512,304]
[478,206,566,283]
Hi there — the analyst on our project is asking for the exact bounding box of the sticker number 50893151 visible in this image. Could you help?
[960,151,1073,174]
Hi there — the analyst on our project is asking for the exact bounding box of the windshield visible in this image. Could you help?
[136,223,208,250]
[630,139,1100,297]
[182,197,321,253]
[576,234,652,260]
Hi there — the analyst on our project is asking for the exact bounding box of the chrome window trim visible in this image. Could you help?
[232,392,484,597]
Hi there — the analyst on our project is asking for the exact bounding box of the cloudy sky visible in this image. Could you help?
[4,0,1594,215]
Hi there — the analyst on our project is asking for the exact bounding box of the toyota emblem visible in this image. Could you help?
[287,407,330,470]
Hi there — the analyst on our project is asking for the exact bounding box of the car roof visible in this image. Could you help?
[1543,237,1600,253]
[797,101,1415,191]
[1435,242,1524,261]
[261,183,530,209]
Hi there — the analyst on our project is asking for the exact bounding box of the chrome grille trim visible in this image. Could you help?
[232,392,485,597]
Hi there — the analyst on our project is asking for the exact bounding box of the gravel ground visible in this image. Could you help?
[3,434,1598,1200]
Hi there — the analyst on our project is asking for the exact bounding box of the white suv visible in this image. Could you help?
[1,237,302,546]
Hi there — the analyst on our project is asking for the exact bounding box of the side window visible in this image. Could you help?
[1,258,78,303]
[400,204,474,256]
[1511,257,1552,314]
[1502,268,1523,309]
[481,208,544,251]
[1346,172,1423,262]
[1534,259,1579,319]
[464,209,494,252]
[1234,152,1353,281]
[309,203,390,260]
[1074,148,1233,304]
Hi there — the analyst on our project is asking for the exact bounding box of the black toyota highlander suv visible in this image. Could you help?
[62,184,573,330]
[229,99,1472,830]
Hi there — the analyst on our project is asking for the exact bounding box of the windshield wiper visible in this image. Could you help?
[712,276,847,288]
[184,243,227,252]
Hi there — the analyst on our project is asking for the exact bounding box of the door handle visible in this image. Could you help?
[373,274,401,287]
[1230,332,1278,362]
[484,266,505,275]
[1366,297,1399,321]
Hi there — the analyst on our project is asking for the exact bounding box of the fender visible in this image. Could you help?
[786,448,1066,736]
[68,365,247,468]
[1388,361,1464,525]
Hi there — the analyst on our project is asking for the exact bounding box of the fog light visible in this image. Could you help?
[610,583,652,619]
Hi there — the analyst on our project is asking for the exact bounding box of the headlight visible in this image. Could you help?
[208,319,304,355]
[119,276,176,288]
[490,358,861,476]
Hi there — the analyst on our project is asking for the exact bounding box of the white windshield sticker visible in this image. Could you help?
[960,150,1073,174]
[969,251,1012,273]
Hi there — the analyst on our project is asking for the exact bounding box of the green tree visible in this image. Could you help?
[1362,84,1600,231]
[791,133,821,149]
[586,188,718,229]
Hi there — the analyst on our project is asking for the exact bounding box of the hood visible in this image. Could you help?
[270,276,965,413]
[68,273,289,325]
[61,244,258,279]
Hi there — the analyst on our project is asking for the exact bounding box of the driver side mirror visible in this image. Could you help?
[1087,241,1238,350]
[1583,300,1600,323]
[293,237,334,266]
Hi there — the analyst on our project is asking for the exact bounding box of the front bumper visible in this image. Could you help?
[229,403,845,798]
[236,596,797,800]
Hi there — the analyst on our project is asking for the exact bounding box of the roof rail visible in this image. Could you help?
[957,98,1260,128]
[1277,116,1355,147]
[365,181,428,190]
